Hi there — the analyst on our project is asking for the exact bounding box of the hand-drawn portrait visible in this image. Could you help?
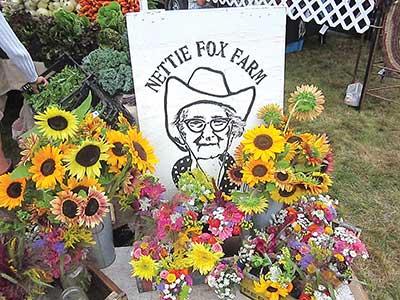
[164,67,256,193]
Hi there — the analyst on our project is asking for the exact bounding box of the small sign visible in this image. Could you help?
[127,7,286,194]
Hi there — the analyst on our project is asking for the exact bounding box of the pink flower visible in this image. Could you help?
[210,226,233,241]
[141,180,166,200]
[212,243,223,253]
[160,270,169,279]
[223,202,245,224]
[133,248,142,259]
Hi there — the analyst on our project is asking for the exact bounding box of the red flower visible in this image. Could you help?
[299,294,311,300]
[255,237,268,254]
[232,224,241,236]
[208,218,221,228]
[187,211,198,221]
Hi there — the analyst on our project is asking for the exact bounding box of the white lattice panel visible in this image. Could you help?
[208,0,375,33]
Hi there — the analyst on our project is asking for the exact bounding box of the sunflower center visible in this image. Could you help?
[133,142,147,161]
[62,199,78,219]
[7,182,22,198]
[314,176,324,184]
[276,172,289,181]
[266,286,278,293]
[76,145,101,167]
[47,116,68,131]
[287,136,302,144]
[112,142,125,156]
[254,134,273,150]
[40,159,56,176]
[233,168,243,179]
[71,186,89,195]
[252,165,268,177]
[278,189,296,197]
[85,198,100,216]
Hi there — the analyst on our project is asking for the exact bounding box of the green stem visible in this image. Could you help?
[284,100,302,134]
[107,154,132,200]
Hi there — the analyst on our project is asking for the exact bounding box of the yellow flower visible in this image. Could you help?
[232,191,268,215]
[64,140,109,179]
[273,170,295,191]
[17,132,40,166]
[0,173,26,210]
[63,225,95,249]
[35,107,78,140]
[131,255,158,280]
[166,273,176,283]
[242,124,285,161]
[295,254,302,261]
[254,277,292,300]
[307,264,317,274]
[127,127,158,173]
[187,243,223,275]
[257,104,285,127]
[226,164,243,185]
[29,145,65,189]
[78,188,109,228]
[270,185,303,205]
[293,223,302,232]
[80,113,107,139]
[63,176,103,195]
[325,226,334,235]
[288,84,325,121]
[335,254,345,262]
[234,144,247,165]
[106,130,129,173]
[242,158,275,187]
[302,134,330,166]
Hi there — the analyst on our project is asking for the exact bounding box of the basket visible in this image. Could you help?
[22,53,92,111]
[88,80,136,127]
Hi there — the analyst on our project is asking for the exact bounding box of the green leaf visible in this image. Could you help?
[78,190,88,198]
[73,91,92,121]
[20,126,40,139]
[265,183,277,192]
[275,160,291,170]
[11,164,32,180]
[0,272,18,284]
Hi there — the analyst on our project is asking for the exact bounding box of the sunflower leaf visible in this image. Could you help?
[20,125,40,139]
[265,183,277,192]
[73,91,92,122]
[11,164,32,180]
[275,160,290,170]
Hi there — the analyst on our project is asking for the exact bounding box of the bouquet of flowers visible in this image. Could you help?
[238,194,368,300]
[130,168,252,300]
[206,259,244,300]
[230,85,333,213]
[0,96,157,299]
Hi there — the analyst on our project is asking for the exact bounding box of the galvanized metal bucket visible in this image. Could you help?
[90,210,116,269]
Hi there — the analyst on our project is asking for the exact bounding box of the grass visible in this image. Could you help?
[1,33,399,300]
[284,33,400,300]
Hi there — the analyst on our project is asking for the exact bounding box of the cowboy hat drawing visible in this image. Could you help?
[164,67,256,151]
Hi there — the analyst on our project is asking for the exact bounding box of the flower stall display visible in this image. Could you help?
[238,194,369,300]
[0,97,157,299]
[130,168,255,299]
[230,85,334,229]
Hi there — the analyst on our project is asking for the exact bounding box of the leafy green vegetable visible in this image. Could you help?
[83,48,133,96]
[97,1,125,33]
[25,65,85,112]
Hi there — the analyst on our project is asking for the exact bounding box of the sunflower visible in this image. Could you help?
[304,172,332,195]
[231,190,268,215]
[78,188,109,228]
[242,159,275,187]
[234,144,247,165]
[273,170,295,191]
[64,140,109,180]
[187,243,224,275]
[288,84,325,121]
[242,125,285,161]
[29,145,65,189]
[302,134,330,166]
[0,174,26,210]
[50,191,83,224]
[17,132,40,166]
[257,104,285,127]
[270,185,303,205]
[35,107,78,140]
[127,127,158,173]
[106,130,129,173]
[227,164,243,185]
[254,277,293,300]
[130,255,158,280]
[80,113,107,139]
[63,177,103,195]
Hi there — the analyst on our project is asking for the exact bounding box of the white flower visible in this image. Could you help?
[349,250,357,258]
[139,197,152,211]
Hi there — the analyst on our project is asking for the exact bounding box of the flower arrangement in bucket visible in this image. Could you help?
[130,168,256,300]
[238,194,369,300]
[0,95,158,299]
[230,85,334,229]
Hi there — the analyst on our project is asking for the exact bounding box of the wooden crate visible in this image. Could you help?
[88,266,128,300]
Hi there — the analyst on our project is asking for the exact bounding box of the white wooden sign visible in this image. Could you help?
[127,7,286,194]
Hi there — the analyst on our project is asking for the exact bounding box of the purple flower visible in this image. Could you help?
[175,205,186,213]
[32,239,45,248]
[157,282,165,292]
[299,254,313,269]
[53,242,65,255]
